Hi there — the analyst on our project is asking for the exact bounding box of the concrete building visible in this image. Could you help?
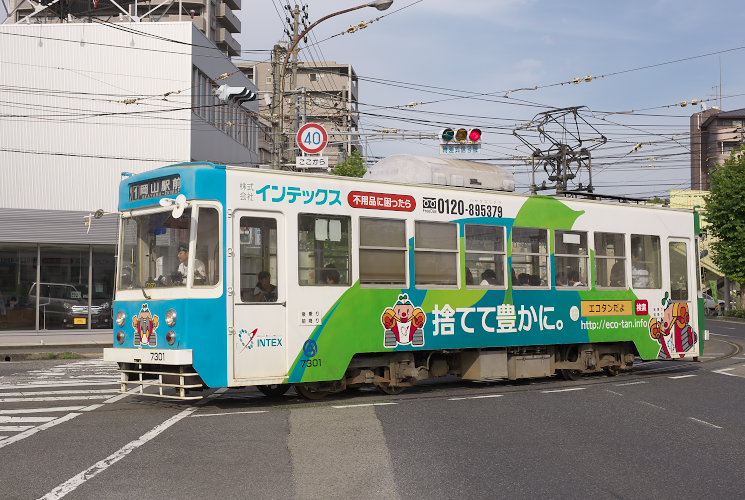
[0,22,259,334]
[4,0,242,56]
[690,107,745,190]
[238,59,360,169]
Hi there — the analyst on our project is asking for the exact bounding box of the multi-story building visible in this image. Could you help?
[0,21,259,335]
[238,59,360,169]
[690,107,745,190]
[4,0,242,56]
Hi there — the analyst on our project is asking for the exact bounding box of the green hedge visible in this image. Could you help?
[723,309,745,319]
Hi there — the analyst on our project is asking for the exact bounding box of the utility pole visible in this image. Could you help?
[270,43,284,170]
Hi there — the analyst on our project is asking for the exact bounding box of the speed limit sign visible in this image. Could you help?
[296,123,328,154]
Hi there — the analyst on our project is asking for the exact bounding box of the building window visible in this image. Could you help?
[359,218,406,286]
[595,232,626,288]
[298,214,350,286]
[512,227,549,287]
[415,221,458,287]
[555,230,588,287]
[465,224,505,287]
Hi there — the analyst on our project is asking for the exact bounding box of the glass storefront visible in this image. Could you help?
[0,243,115,332]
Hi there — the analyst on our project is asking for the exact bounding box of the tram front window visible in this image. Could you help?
[119,206,219,289]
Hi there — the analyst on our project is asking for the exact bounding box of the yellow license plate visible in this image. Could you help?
[74,318,87,325]
[581,300,633,317]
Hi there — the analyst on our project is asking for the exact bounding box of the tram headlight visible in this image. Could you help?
[116,310,126,327]
[166,330,176,345]
[116,330,125,345]
[165,309,177,327]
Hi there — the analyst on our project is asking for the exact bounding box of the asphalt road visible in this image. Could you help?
[1,319,744,499]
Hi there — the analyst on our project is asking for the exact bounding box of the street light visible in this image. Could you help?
[272,0,393,169]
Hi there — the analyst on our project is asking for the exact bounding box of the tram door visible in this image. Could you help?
[232,213,287,380]
[666,238,697,357]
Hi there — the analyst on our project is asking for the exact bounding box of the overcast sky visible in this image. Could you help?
[236,0,745,197]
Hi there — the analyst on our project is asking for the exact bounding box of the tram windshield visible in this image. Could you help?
[118,206,220,289]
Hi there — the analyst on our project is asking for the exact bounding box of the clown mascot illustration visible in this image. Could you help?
[649,292,697,358]
[133,303,160,347]
[381,294,427,348]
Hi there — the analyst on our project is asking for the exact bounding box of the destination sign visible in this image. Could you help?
[129,174,181,202]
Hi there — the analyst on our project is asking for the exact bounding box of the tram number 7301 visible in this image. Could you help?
[300,359,322,368]
[434,197,503,218]
[150,352,165,362]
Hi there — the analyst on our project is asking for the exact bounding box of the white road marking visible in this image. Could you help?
[541,387,586,394]
[0,395,110,403]
[639,401,666,410]
[39,408,197,500]
[689,417,722,429]
[0,381,119,390]
[605,390,624,396]
[0,425,35,432]
[0,389,118,397]
[615,381,648,386]
[0,416,57,423]
[448,394,504,401]
[332,402,397,409]
[81,404,104,412]
[0,406,86,415]
[668,375,697,379]
[712,368,743,377]
[191,410,268,418]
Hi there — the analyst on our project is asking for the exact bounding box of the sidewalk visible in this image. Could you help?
[0,330,112,361]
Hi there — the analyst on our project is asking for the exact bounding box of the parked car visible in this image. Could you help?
[27,282,112,329]
[702,293,725,316]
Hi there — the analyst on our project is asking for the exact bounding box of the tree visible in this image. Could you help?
[330,150,366,177]
[704,147,745,309]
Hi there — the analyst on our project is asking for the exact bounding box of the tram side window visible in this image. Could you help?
[415,221,458,287]
[630,234,661,289]
[359,218,406,286]
[465,224,505,287]
[669,241,689,300]
[239,217,277,302]
[595,232,626,288]
[193,207,220,287]
[511,227,549,287]
[555,230,588,287]
[298,214,350,286]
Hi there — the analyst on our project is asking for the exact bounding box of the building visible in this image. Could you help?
[238,59,360,169]
[0,21,259,334]
[690,107,745,190]
[4,0,242,56]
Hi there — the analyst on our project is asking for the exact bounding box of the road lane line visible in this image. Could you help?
[332,402,397,409]
[639,401,666,410]
[448,394,504,401]
[605,390,624,396]
[689,417,722,429]
[712,369,742,377]
[191,410,268,418]
[668,375,697,379]
[0,413,81,450]
[0,382,119,390]
[0,425,35,432]
[615,381,648,386]
[0,389,119,397]
[0,416,57,423]
[0,407,86,415]
[541,388,586,394]
[0,395,110,403]
[39,408,197,500]
[81,404,104,412]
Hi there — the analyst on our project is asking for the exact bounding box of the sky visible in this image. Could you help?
[234,0,745,198]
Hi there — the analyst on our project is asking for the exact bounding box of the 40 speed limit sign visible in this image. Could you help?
[296,123,328,154]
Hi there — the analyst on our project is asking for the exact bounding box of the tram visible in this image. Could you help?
[103,155,706,400]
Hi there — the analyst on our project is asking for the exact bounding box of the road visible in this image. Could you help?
[1,319,744,499]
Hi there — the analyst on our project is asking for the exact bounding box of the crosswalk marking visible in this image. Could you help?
[0,389,119,397]
[0,406,86,415]
[0,425,35,432]
[0,416,57,423]
[0,414,81,450]
[0,395,111,403]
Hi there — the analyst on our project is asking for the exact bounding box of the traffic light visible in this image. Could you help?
[214,85,257,104]
[440,127,481,144]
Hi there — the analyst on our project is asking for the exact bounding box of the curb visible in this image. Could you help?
[1,351,104,361]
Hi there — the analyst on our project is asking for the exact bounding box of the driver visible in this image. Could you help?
[176,244,206,284]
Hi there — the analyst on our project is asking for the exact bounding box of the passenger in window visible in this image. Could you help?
[609,261,625,287]
[631,246,650,288]
[320,263,340,285]
[465,268,474,286]
[252,271,277,302]
[529,275,542,286]
[568,271,585,287]
[480,269,499,286]
[556,273,568,287]
[517,273,530,286]
[176,244,206,284]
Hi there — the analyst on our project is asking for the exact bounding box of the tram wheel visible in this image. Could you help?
[295,384,330,400]
[376,383,406,395]
[257,384,291,397]
[560,369,582,381]
[603,366,621,377]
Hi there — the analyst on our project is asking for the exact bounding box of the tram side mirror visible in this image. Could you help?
[159,194,188,219]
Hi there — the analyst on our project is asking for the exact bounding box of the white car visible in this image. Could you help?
[702,293,725,315]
